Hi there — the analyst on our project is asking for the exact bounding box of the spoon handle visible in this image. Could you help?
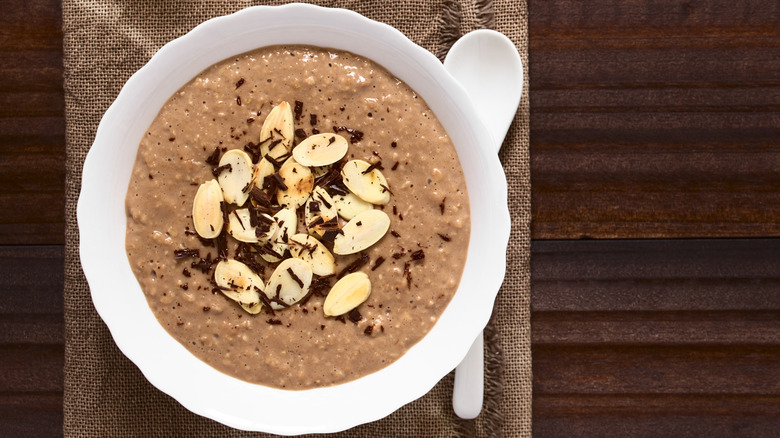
[452,333,484,419]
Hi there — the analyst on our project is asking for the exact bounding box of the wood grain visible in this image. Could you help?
[529,0,780,239]
[0,0,64,245]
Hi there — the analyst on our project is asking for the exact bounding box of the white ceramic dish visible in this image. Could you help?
[78,3,509,435]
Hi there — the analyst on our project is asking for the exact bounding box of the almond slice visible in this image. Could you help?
[260,207,297,263]
[323,272,371,316]
[341,159,391,205]
[217,149,253,206]
[292,133,348,167]
[192,179,224,239]
[226,208,257,243]
[289,233,336,276]
[305,186,338,234]
[332,192,373,220]
[252,157,275,190]
[259,101,294,160]
[333,209,390,255]
[276,161,313,210]
[265,258,313,309]
[214,259,264,312]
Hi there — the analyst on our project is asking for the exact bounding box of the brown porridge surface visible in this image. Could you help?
[125,45,470,389]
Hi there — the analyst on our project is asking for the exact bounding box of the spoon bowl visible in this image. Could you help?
[444,29,524,154]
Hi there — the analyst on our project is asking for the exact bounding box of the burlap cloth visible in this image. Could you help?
[63,1,530,436]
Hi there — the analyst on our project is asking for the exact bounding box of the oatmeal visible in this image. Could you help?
[125,46,469,389]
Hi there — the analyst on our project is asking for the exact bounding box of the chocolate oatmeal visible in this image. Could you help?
[125,46,470,389]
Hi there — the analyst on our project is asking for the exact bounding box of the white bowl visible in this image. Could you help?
[78,3,509,435]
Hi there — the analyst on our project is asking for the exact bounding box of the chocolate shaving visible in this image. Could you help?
[250,186,272,207]
[392,250,405,260]
[308,200,320,213]
[390,230,400,238]
[391,161,399,171]
[236,96,242,106]
[294,100,303,120]
[371,256,385,271]
[243,141,261,164]
[191,253,215,274]
[316,191,333,209]
[266,318,283,325]
[363,325,374,335]
[310,275,333,296]
[212,163,232,177]
[333,125,364,144]
[348,308,362,323]
[287,267,304,288]
[379,183,393,195]
[173,248,200,259]
[216,231,228,260]
[362,161,383,174]
[310,114,317,126]
[182,268,191,277]
[411,249,425,261]
[272,172,288,191]
[266,138,284,153]
[257,242,283,259]
[404,262,412,289]
[235,78,245,89]
[337,253,370,279]
[391,141,397,148]
[295,128,307,139]
[438,233,451,242]
[320,229,343,242]
[440,197,446,214]
[336,315,346,324]
[205,147,221,165]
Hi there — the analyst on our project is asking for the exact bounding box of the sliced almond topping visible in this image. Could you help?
[333,209,390,255]
[252,157,275,190]
[217,149,253,206]
[276,161,313,210]
[323,272,371,316]
[289,233,336,276]
[192,179,224,239]
[259,101,294,160]
[214,259,264,311]
[332,192,373,220]
[265,258,313,309]
[305,186,338,235]
[260,207,297,263]
[292,133,348,167]
[341,159,391,205]
[226,208,257,243]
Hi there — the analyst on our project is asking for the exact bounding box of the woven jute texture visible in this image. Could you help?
[63,1,530,436]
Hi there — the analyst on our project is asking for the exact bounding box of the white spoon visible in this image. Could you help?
[444,28,523,420]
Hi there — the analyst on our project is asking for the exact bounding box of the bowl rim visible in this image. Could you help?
[77,3,510,435]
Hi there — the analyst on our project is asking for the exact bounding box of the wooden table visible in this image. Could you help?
[2,1,779,436]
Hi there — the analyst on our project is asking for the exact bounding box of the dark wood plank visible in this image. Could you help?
[529,0,780,239]
[530,239,780,436]
[532,239,780,312]
[533,311,780,345]
[0,246,64,314]
[0,393,62,438]
[535,395,780,438]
